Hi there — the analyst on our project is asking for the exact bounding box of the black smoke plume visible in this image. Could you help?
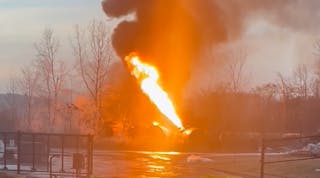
[102,0,320,101]
[102,0,227,102]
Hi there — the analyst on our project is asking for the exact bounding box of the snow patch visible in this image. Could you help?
[187,155,213,163]
[302,143,320,155]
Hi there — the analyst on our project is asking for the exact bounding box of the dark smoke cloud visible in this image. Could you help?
[102,0,320,99]
[102,0,320,59]
[101,0,227,103]
[102,0,227,57]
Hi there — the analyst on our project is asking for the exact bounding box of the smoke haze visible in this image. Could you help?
[102,0,320,94]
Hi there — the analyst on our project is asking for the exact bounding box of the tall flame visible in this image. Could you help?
[125,53,184,130]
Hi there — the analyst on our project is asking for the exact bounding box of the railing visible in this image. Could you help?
[260,135,320,178]
[0,131,93,177]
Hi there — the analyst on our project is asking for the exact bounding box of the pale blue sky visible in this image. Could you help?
[0,0,109,91]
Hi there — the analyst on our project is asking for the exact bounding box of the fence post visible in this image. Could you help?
[76,135,79,153]
[61,135,65,172]
[3,133,7,170]
[32,134,36,171]
[47,134,50,172]
[87,135,93,176]
[17,131,21,174]
[260,138,265,178]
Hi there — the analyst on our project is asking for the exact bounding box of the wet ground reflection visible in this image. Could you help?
[92,151,233,178]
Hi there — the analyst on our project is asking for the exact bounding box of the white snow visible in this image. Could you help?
[302,143,320,155]
[186,154,213,163]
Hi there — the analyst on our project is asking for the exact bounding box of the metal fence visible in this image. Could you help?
[260,135,320,178]
[0,131,93,178]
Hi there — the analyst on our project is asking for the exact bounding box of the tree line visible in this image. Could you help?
[1,19,320,143]
[1,20,115,135]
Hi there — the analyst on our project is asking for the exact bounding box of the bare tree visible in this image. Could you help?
[312,39,320,98]
[254,83,278,102]
[292,64,313,134]
[277,68,311,134]
[293,64,310,99]
[225,47,248,93]
[71,20,113,130]
[277,73,295,101]
[254,82,278,133]
[276,73,295,132]
[19,64,39,130]
[35,28,66,130]
[5,77,19,127]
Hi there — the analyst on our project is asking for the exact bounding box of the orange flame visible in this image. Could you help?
[125,53,184,130]
[152,121,160,127]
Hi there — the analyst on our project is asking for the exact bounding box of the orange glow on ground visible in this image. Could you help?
[125,53,184,130]
[150,154,171,161]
